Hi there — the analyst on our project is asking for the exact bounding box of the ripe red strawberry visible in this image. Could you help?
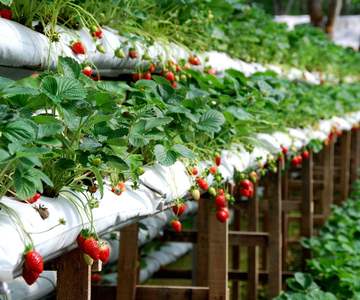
[206,68,216,75]
[23,192,41,204]
[112,187,122,196]
[297,154,303,165]
[166,72,175,81]
[239,187,253,198]
[291,156,299,168]
[198,179,208,191]
[142,72,152,80]
[133,73,142,82]
[249,171,258,183]
[172,81,177,88]
[281,146,288,155]
[83,66,92,77]
[195,176,203,184]
[93,76,100,81]
[215,194,226,208]
[215,152,221,166]
[22,266,40,285]
[148,63,156,73]
[190,188,200,201]
[353,124,359,131]
[99,242,110,263]
[25,251,43,273]
[0,8,12,20]
[84,238,100,260]
[172,204,185,217]
[209,166,217,175]
[217,189,224,195]
[91,273,101,285]
[129,50,137,59]
[77,229,91,252]
[241,179,253,189]
[189,56,200,65]
[222,207,230,219]
[302,150,310,160]
[216,210,228,223]
[188,166,198,175]
[96,28,102,39]
[172,220,182,232]
[72,42,86,54]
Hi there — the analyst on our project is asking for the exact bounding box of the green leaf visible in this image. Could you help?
[0,104,19,124]
[135,80,157,89]
[0,149,10,163]
[33,168,53,187]
[41,76,87,103]
[154,144,177,166]
[35,137,62,147]
[91,168,104,199]
[0,0,12,6]
[58,56,81,79]
[171,144,196,159]
[152,75,172,85]
[55,158,76,171]
[156,84,175,102]
[145,117,173,130]
[225,106,253,120]
[2,86,38,97]
[82,137,102,151]
[195,110,225,132]
[294,273,313,289]
[2,121,36,145]
[37,124,64,139]
[186,89,209,100]
[13,169,36,200]
[0,77,14,92]
[31,115,62,124]
[105,154,129,170]
[257,80,273,93]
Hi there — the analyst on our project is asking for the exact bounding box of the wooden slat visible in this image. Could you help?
[350,129,360,188]
[231,207,241,300]
[116,222,139,300]
[158,230,197,243]
[248,182,259,300]
[338,131,351,204]
[288,180,323,188]
[56,248,91,300]
[136,286,209,300]
[288,214,324,223]
[301,150,313,268]
[267,161,282,299]
[91,260,102,272]
[259,200,301,212]
[229,231,268,247]
[322,139,334,225]
[208,201,228,300]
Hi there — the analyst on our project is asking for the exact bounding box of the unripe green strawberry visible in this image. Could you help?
[139,167,146,175]
[190,188,200,201]
[208,186,216,196]
[83,253,94,266]
[180,74,187,82]
[225,193,231,201]
[115,48,126,58]
[175,75,180,82]
[96,44,106,53]
[142,53,151,60]
[92,158,101,166]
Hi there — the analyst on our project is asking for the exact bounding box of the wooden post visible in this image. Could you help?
[301,150,313,268]
[350,129,360,188]
[322,139,334,224]
[338,131,351,204]
[267,161,282,299]
[117,222,139,300]
[56,248,91,300]
[247,182,259,300]
[231,204,241,300]
[208,204,228,300]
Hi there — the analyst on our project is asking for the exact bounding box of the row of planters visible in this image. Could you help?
[0,0,359,77]
[276,180,360,300]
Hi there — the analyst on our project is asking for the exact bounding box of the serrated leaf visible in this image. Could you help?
[185,112,198,123]
[82,137,102,150]
[225,105,253,120]
[154,144,177,166]
[166,106,191,114]
[130,120,146,137]
[145,117,173,130]
[105,154,129,170]
[37,124,64,139]
[0,104,19,124]
[2,121,36,145]
[13,169,36,200]
[41,76,87,103]
[186,88,209,99]
[143,130,165,140]
[156,84,174,102]
[31,115,62,124]
[257,80,273,93]
[0,77,14,92]
[35,137,62,147]
[58,56,81,79]
[55,158,76,171]
[152,75,172,85]
[0,149,10,162]
[135,80,157,89]
[171,144,196,159]
[3,86,38,97]
[195,110,225,132]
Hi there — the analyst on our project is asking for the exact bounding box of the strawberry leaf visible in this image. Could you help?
[154,144,177,166]
[171,144,196,159]
[195,110,225,132]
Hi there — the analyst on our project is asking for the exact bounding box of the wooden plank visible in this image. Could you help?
[288,180,323,188]
[136,286,209,300]
[267,161,282,299]
[301,150,313,268]
[196,197,210,286]
[231,206,241,300]
[350,129,360,188]
[157,230,197,243]
[56,248,91,300]
[117,222,139,300]
[229,231,268,247]
[208,201,228,300]
[91,259,102,272]
[248,181,259,300]
[338,131,351,204]
[322,138,334,225]
[288,214,324,223]
[259,200,301,212]
[281,212,288,272]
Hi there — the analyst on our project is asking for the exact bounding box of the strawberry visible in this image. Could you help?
[116,182,127,192]
[142,72,152,80]
[83,66,92,77]
[184,63,191,69]
[180,74,187,82]
[93,76,101,81]
[172,220,182,232]
[222,207,230,218]
[129,50,137,59]
[22,266,40,285]
[281,146,288,155]
[84,238,100,260]
[23,192,41,204]
[172,204,185,217]
[302,150,310,160]
[0,8,12,20]
[215,175,222,182]
[198,179,208,191]
[209,166,217,175]
[72,42,86,54]
[188,166,198,176]
[216,210,228,223]
[77,229,91,252]
[214,152,221,166]
[291,156,299,168]
[91,27,102,39]
[206,68,216,75]
[217,189,224,195]
[133,73,142,82]
[114,48,126,58]
[239,187,253,198]
[297,154,303,165]
[249,171,258,183]
[25,251,43,273]
[96,44,106,53]
[215,194,226,208]
[190,188,200,201]
[91,273,101,285]
[195,176,203,184]
[166,72,175,82]
[112,187,122,196]
[257,159,264,169]
[83,253,94,266]
[189,56,200,65]
[172,81,177,88]
[240,179,253,189]
[99,242,110,263]
[142,53,151,60]
[208,186,217,196]
[353,124,359,131]
[148,63,156,73]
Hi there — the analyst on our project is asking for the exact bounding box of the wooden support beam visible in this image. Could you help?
[248,182,259,300]
[231,207,241,300]
[267,161,282,299]
[338,131,351,204]
[259,200,302,212]
[322,139,334,225]
[116,222,139,300]
[56,248,91,300]
[301,150,313,268]
[288,180,323,188]
[350,129,360,188]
